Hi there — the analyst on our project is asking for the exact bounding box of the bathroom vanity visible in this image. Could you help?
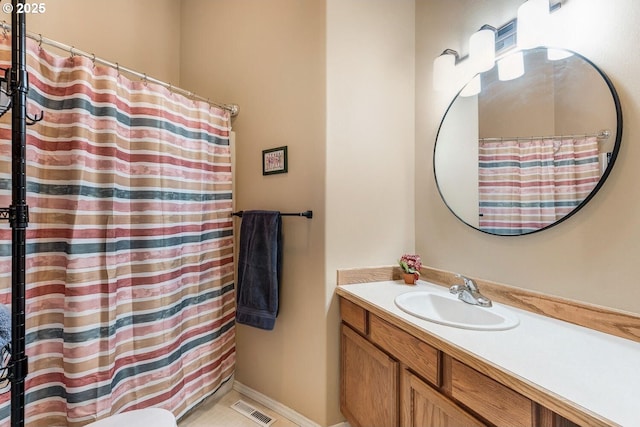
[337,267,640,427]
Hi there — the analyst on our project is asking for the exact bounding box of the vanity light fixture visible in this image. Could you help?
[433,25,495,93]
[497,51,525,81]
[433,49,459,91]
[469,25,496,73]
[517,0,551,49]
[432,0,564,92]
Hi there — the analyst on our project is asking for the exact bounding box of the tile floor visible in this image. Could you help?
[178,389,299,427]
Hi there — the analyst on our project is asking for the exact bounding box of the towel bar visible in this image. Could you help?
[232,210,313,219]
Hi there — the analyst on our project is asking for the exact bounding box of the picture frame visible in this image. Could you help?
[262,146,288,175]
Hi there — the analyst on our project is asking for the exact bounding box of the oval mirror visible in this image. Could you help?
[434,47,622,236]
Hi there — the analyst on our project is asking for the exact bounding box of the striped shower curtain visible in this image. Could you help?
[0,37,235,426]
[478,137,601,235]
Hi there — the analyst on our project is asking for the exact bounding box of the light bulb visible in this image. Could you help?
[469,27,496,73]
[517,0,550,49]
[433,51,457,91]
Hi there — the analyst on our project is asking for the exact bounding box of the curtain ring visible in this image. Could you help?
[38,33,43,49]
[91,53,96,68]
[69,46,76,57]
[143,73,148,86]
[115,62,120,77]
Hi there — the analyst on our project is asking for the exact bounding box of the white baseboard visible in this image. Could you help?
[233,381,348,427]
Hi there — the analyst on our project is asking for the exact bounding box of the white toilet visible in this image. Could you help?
[84,408,177,427]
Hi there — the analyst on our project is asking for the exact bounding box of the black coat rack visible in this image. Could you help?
[0,2,40,426]
[10,1,29,425]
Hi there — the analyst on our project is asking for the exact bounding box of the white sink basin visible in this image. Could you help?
[394,290,519,331]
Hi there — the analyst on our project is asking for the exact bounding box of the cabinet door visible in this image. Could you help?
[402,369,486,427]
[341,324,398,427]
[451,359,533,427]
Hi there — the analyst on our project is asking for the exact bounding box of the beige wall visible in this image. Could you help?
[326,0,416,273]
[326,0,415,424]
[417,0,640,315]
[479,50,556,138]
[435,96,478,227]
[28,0,181,83]
[180,0,330,424]
[180,1,414,424]
[554,56,617,153]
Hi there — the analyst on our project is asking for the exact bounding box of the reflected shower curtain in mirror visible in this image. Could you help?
[478,137,600,235]
[0,37,235,426]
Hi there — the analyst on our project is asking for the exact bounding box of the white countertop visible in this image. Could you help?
[339,280,640,427]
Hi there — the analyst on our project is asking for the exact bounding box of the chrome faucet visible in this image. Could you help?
[449,274,492,307]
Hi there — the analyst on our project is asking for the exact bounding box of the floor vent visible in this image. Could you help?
[230,399,276,427]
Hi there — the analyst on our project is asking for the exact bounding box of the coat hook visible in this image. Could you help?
[26,111,44,126]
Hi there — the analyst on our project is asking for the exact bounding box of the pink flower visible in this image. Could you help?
[399,254,422,275]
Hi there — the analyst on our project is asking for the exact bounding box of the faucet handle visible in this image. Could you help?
[455,274,478,291]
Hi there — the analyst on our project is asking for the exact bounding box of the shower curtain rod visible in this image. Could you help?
[0,21,239,117]
[479,129,610,143]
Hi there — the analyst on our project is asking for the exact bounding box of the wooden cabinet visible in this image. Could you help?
[402,368,486,427]
[370,314,440,387]
[341,324,398,427]
[450,358,532,427]
[339,296,583,427]
[340,297,367,335]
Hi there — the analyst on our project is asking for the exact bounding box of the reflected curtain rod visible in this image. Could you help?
[232,210,313,219]
[0,21,239,117]
[479,130,610,143]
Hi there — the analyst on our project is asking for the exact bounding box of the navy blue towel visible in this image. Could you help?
[236,210,282,330]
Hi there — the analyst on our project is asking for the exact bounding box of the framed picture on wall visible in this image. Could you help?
[262,146,288,175]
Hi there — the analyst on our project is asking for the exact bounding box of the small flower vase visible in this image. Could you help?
[402,272,417,285]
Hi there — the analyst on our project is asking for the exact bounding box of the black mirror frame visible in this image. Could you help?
[433,48,623,236]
